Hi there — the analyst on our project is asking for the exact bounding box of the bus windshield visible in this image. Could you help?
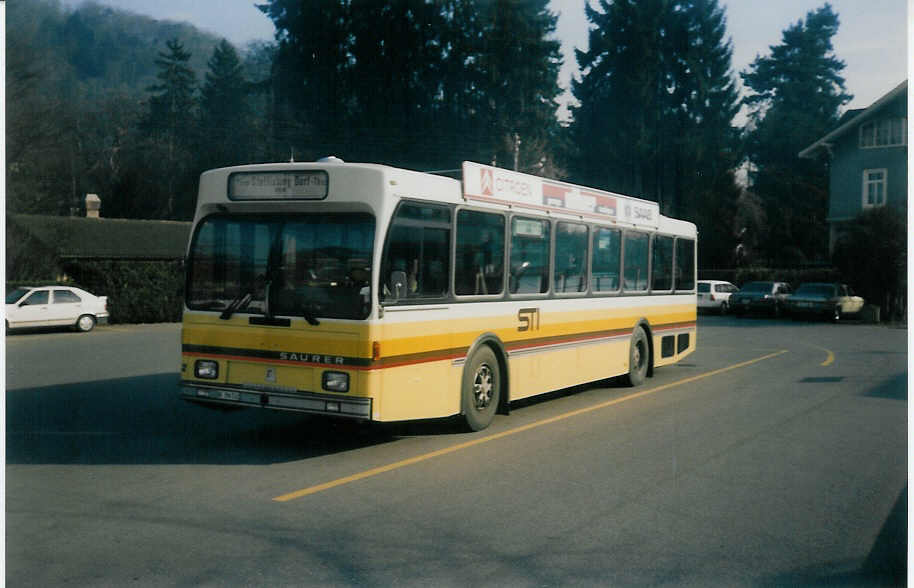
[186,213,375,320]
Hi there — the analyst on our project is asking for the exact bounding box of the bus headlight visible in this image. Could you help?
[195,360,219,379]
[322,371,349,393]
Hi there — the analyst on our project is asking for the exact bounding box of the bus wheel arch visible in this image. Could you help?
[461,335,509,431]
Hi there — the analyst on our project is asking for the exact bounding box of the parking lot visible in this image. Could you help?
[6,316,907,586]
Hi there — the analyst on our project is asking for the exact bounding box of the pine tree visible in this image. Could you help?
[569,0,740,265]
[258,0,353,160]
[142,38,198,218]
[144,39,197,147]
[346,0,449,166]
[741,3,851,265]
[200,39,251,167]
[475,0,563,171]
[258,0,564,173]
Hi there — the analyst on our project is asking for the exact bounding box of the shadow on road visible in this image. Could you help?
[6,373,408,465]
[862,372,908,401]
[6,372,640,465]
[756,487,907,587]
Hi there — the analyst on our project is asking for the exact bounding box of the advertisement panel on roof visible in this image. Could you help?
[461,161,658,229]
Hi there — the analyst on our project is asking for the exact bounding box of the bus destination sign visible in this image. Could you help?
[228,170,329,201]
[461,161,658,229]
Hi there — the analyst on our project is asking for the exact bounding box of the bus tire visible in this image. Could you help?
[623,326,649,387]
[462,346,500,431]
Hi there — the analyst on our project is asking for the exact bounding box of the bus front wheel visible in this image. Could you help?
[462,346,501,431]
[624,326,649,387]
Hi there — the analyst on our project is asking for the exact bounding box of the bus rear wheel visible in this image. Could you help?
[462,346,500,431]
[623,326,649,387]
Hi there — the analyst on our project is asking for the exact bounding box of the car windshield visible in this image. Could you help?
[795,284,837,297]
[186,213,375,320]
[739,282,774,293]
[697,283,710,293]
[6,287,31,304]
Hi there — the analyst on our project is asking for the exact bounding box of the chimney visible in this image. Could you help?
[85,193,101,219]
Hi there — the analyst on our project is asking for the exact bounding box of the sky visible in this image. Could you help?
[61,0,908,120]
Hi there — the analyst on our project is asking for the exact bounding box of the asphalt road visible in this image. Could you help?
[5,316,907,586]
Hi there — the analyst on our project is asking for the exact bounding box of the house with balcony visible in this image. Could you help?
[799,81,907,254]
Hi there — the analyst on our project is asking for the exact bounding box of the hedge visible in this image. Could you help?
[698,266,842,289]
[56,259,185,324]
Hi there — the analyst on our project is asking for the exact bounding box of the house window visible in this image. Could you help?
[860,118,906,148]
[862,169,887,207]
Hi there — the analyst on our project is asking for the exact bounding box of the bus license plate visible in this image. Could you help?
[218,390,240,401]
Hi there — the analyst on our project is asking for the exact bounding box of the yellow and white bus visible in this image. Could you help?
[180,159,696,430]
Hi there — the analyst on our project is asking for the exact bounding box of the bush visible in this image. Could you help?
[59,259,185,324]
[832,207,906,321]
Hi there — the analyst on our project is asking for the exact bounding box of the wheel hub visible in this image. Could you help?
[473,364,493,409]
[632,343,642,369]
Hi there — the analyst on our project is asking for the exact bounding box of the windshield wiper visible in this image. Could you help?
[301,304,320,326]
[220,291,253,320]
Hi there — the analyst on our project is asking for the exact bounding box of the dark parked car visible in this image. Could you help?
[786,283,864,322]
[730,281,792,317]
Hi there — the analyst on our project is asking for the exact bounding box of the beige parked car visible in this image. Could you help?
[786,283,864,322]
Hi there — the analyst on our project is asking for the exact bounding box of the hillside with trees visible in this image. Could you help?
[7,0,861,272]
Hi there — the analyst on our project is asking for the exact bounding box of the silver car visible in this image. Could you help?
[6,286,109,332]
[698,280,738,314]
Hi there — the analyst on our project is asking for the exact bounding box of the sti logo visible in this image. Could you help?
[480,168,494,196]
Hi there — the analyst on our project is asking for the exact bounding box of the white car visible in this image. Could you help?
[697,279,738,314]
[6,286,109,332]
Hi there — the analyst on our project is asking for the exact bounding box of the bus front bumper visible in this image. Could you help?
[181,383,372,419]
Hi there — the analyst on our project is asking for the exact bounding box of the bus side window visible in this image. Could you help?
[623,231,649,292]
[456,210,505,296]
[651,235,674,292]
[592,227,621,292]
[509,217,550,295]
[555,222,588,293]
[381,202,451,303]
[675,238,695,290]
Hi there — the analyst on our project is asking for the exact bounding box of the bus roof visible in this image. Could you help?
[195,159,692,235]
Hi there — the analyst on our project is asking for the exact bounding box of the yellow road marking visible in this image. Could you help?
[796,341,835,366]
[273,349,789,502]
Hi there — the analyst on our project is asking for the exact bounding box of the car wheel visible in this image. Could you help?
[75,314,96,332]
[831,306,841,323]
[720,301,729,315]
[462,345,500,431]
[623,326,649,387]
